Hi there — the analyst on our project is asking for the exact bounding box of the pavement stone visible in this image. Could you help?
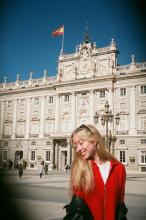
[1,169,146,220]
[10,198,66,220]
[1,169,146,195]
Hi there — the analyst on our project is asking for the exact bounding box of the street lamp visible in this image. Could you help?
[94,101,120,152]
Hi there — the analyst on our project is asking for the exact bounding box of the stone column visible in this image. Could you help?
[55,143,59,169]
[39,96,45,138]
[50,139,54,169]
[67,138,71,165]
[129,86,136,135]
[25,97,31,138]
[12,99,17,139]
[0,101,4,139]
[71,92,76,130]
[52,141,55,167]
[89,90,94,124]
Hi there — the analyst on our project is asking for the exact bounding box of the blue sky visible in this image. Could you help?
[0,0,146,83]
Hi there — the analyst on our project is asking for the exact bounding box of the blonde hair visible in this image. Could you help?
[70,124,116,194]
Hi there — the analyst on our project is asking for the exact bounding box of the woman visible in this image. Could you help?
[63,124,127,220]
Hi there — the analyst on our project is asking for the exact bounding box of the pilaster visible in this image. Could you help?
[129,86,136,135]
[54,94,60,132]
[89,90,94,124]
[0,101,4,139]
[39,96,45,138]
[25,97,31,138]
[67,138,71,165]
[12,99,17,139]
[71,92,76,130]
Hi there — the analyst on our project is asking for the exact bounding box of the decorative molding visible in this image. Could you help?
[31,117,40,121]
[119,111,129,115]
[137,109,146,114]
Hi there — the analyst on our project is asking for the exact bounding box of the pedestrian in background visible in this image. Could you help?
[63,124,128,220]
[18,163,23,179]
[23,160,27,169]
[44,164,48,175]
[65,164,70,173]
[8,160,13,170]
[3,159,7,168]
[39,162,44,178]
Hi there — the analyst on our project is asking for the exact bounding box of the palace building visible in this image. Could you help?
[0,33,146,173]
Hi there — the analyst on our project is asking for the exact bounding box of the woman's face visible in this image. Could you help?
[72,133,96,160]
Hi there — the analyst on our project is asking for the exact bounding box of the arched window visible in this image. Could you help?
[79,111,88,125]
[45,119,54,134]
[118,113,128,133]
[139,115,146,131]
[31,121,39,134]
[62,113,70,132]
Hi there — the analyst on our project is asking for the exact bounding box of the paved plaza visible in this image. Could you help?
[0,169,146,220]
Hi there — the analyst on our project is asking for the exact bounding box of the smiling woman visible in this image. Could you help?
[63,124,128,220]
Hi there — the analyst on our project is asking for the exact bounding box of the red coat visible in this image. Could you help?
[74,160,126,220]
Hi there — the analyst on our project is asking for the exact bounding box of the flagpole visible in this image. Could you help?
[61,25,64,54]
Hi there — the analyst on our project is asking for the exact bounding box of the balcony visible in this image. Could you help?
[116,131,129,135]
[2,135,11,139]
[137,130,146,135]
[44,133,51,137]
[15,135,25,138]
[29,134,39,138]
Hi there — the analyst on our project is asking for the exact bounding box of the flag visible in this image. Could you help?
[52,25,64,37]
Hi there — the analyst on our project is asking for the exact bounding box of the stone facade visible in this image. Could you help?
[0,36,146,173]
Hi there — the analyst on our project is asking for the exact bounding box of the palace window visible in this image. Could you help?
[139,115,146,131]
[120,88,126,96]
[49,96,53,103]
[20,99,25,107]
[62,113,70,132]
[141,139,146,144]
[141,151,146,164]
[119,150,126,163]
[99,90,105,98]
[140,85,146,94]
[4,124,12,136]
[45,151,51,161]
[30,151,35,161]
[45,119,54,133]
[8,101,12,108]
[16,123,25,136]
[119,115,128,132]
[19,112,24,117]
[120,140,125,144]
[64,94,69,102]
[34,98,39,105]
[31,121,39,134]
[3,151,8,160]
[4,142,8,146]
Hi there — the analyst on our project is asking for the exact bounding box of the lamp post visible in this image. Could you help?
[94,101,120,152]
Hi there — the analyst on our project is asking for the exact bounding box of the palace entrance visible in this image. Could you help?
[53,138,71,170]
[14,151,23,168]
